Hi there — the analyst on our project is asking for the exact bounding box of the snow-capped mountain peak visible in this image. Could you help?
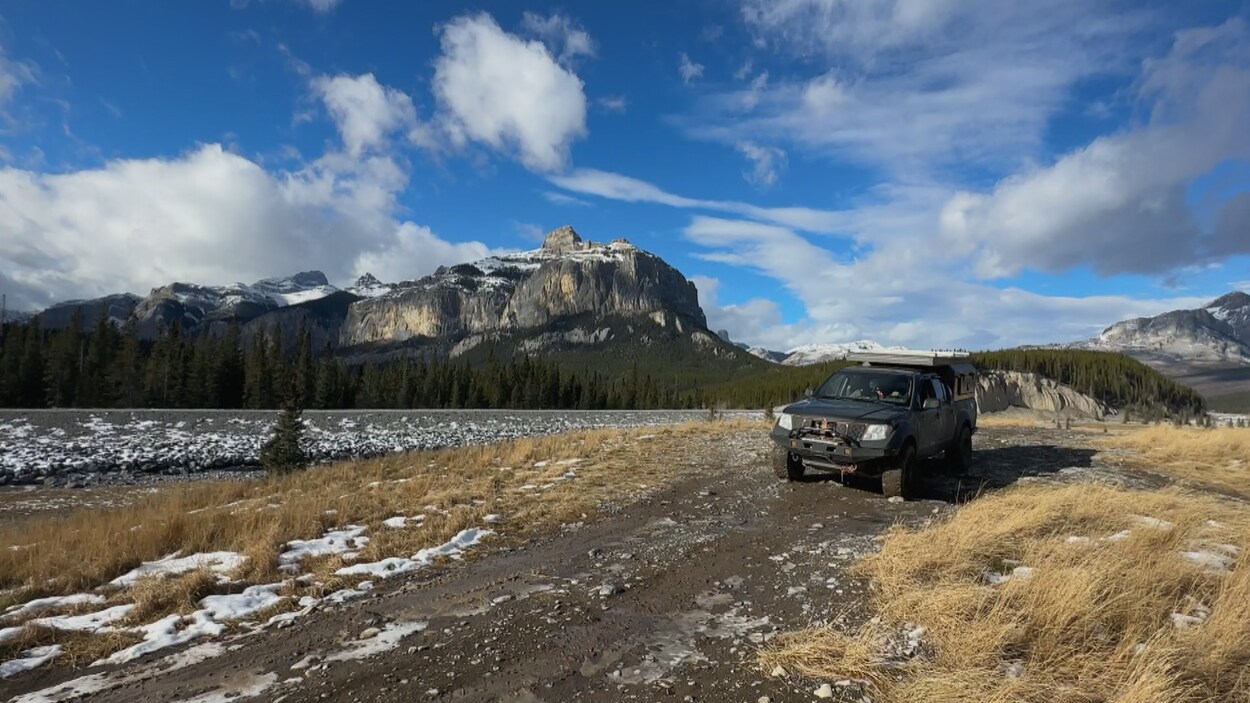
[347,272,393,298]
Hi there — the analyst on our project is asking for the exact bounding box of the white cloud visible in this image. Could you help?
[597,95,627,112]
[548,167,848,233]
[302,0,341,12]
[691,1,1145,174]
[419,13,588,172]
[736,141,786,187]
[678,53,704,83]
[691,275,793,346]
[939,19,1250,277]
[520,12,595,65]
[542,190,590,207]
[0,143,496,310]
[312,73,416,157]
[0,42,37,117]
[682,216,1211,350]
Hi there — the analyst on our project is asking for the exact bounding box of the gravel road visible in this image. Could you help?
[0,409,736,487]
[0,422,1133,703]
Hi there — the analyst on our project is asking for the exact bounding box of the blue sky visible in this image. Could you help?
[1,0,1249,351]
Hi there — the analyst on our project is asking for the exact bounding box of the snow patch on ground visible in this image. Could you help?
[29,605,135,632]
[382,515,426,529]
[198,584,286,622]
[278,526,369,568]
[323,620,428,663]
[109,552,246,587]
[171,671,280,703]
[1,646,62,679]
[98,611,226,665]
[3,593,107,620]
[335,528,492,579]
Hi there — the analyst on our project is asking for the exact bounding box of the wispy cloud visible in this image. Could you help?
[678,53,704,83]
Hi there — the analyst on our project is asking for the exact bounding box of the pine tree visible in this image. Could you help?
[260,378,307,476]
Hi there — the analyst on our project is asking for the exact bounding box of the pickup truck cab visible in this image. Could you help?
[770,351,978,499]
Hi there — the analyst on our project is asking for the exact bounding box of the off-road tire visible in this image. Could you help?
[772,445,804,481]
[945,424,973,473]
[881,442,916,499]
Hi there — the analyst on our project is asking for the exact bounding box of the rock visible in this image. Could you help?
[976,370,1109,419]
[770,665,787,677]
[758,697,772,703]
[814,683,834,698]
[358,627,381,640]
[598,583,621,597]
[542,225,584,253]
[887,496,904,504]
[338,226,707,348]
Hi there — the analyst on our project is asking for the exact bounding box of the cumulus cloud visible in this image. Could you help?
[0,144,491,310]
[0,70,502,310]
[418,13,588,172]
[682,216,1211,350]
[939,18,1250,277]
[736,141,786,187]
[313,73,416,157]
[678,53,704,83]
[691,275,793,346]
[520,12,595,65]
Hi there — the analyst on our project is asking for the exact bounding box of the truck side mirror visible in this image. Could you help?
[923,398,940,410]
[804,387,814,399]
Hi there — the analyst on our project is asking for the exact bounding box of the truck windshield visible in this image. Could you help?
[815,370,912,406]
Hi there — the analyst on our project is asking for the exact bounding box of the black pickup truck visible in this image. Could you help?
[770,351,978,499]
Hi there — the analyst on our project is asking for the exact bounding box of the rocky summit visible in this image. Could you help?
[339,226,707,353]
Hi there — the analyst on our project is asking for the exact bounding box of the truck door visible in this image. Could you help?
[916,377,942,456]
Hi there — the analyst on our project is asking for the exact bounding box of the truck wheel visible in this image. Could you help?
[772,446,804,481]
[945,424,973,473]
[881,443,916,499]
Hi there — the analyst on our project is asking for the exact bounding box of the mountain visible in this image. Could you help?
[713,332,891,366]
[1072,291,1250,408]
[779,341,891,366]
[338,226,708,354]
[15,226,758,377]
[33,293,141,329]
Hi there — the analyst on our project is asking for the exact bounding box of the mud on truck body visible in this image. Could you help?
[769,350,978,500]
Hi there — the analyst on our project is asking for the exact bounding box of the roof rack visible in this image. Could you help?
[847,350,972,367]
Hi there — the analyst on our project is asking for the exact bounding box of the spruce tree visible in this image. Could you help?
[260,378,307,476]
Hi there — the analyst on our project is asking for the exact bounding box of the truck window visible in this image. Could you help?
[930,379,947,404]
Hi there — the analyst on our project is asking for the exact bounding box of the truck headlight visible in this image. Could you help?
[777,413,795,431]
[861,424,891,441]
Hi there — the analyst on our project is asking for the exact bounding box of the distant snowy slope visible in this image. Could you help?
[780,340,892,366]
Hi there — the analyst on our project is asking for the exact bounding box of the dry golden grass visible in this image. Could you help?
[0,419,761,663]
[1101,424,1250,496]
[763,482,1250,703]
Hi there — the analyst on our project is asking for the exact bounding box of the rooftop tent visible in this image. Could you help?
[848,350,978,399]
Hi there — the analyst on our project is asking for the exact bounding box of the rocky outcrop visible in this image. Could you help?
[1076,291,1250,364]
[339,226,707,347]
[976,370,1110,419]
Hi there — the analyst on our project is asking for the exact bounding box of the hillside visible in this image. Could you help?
[1070,291,1250,409]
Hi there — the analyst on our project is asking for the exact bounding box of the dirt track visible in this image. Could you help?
[2,423,1129,703]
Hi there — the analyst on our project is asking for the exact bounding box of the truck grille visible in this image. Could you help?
[802,418,867,441]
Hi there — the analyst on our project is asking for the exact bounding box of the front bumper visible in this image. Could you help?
[769,425,898,473]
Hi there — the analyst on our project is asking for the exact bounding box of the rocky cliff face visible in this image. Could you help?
[339,226,706,348]
[1078,292,1250,364]
[976,370,1110,419]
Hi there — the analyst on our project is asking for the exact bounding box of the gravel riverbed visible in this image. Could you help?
[0,409,743,487]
